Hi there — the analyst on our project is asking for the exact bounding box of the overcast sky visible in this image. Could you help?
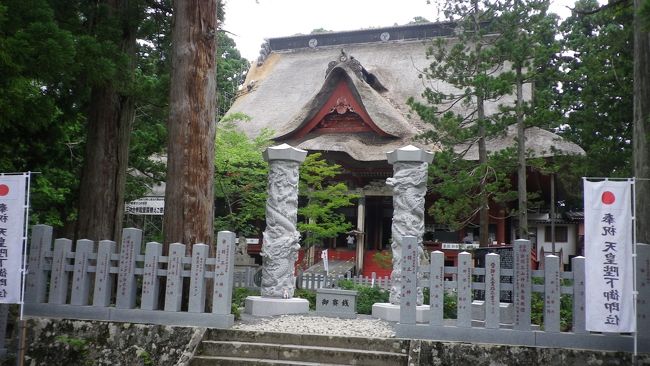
[223,0,576,62]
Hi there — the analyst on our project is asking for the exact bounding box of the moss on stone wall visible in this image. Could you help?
[18,319,202,366]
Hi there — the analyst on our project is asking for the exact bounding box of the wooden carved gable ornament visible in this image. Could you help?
[290,50,390,138]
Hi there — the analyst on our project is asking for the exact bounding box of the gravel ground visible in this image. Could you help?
[232,313,396,338]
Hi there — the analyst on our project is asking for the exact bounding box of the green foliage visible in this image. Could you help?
[214,121,273,236]
[336,280,390,314]
[298,153,358,247]
[55,335,91,365]
[135,348,153,366]
[426,149,517,230]
[231,303,242,321]
[372,250,393,269]
[554,0,633,180]
[216,33,249,119]
[531,287,573,331]
[232,287,260,308]
[422,287,458,319]
[294,288,317,310]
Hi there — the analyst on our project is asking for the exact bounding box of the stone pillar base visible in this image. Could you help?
[244,296,309,317]
[371,303,430,323]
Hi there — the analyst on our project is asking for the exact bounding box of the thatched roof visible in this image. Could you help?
[225,22,584,162]
[458,125,586,160]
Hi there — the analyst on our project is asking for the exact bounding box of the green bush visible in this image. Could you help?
[336,279,389,314]
[232,287,260,308]
[294,289,317,310]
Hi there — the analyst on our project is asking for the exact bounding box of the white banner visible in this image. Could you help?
[0,175,27,304]
[584,180,635,332]
[321,249,329,274]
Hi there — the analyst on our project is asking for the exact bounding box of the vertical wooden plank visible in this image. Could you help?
[400,236,417,325]
[116,228,143,309]
[429,251,444,326]
[70,239,93,305]
[165,243,185,312]
[544,254,561,332]
[141,242,162,310]
[212,231,235,314]
[48,238,72,304]
[93,240,116,307]
[572,256,586,334]
[25,224,52,303]
[485,253,501,329]
[513,239,532,330]
[188,243,208,313]
[456,251,472,327]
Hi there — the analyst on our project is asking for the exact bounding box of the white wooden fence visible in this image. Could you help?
[23,225,235,328]
[396,237,650,353]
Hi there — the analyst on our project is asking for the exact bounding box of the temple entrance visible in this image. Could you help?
[364,195,392,251]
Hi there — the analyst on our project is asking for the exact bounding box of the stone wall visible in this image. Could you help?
[18,319,203,366]
[417,340,649,366]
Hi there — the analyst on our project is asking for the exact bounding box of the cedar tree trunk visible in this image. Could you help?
[634,0,650,244]
[76,0,137,243]
[163,0,218,254]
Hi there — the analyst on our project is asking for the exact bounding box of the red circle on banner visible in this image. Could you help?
[601,191,615,205]
[0,184,9,196]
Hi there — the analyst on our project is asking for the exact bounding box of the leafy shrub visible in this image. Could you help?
[232,287,260,308]
[336,279,389,314]
[294,289,317,310]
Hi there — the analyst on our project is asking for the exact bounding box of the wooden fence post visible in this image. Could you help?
[189,243,209,313]
[25,224,52,303]
[48,238,72,304]
[485,253,501,329]
[116,228,143,309]
[165,243,185,312]
[457,251,472,327]
[141,242,162,310]
[513,239,532,330]
[429,250,444,326]
[213,231,235,314]
[400,236,417,325]
[572,256,586,333]
[70,239,93,305]
[544,254,561,332]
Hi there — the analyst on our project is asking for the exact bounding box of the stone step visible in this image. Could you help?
[197,341,408,366]
[205,329,408,354]
[191,356,347,366]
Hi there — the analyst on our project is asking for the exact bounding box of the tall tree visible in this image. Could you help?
[75,0,145,242]
[408,0,515,245]
[0,0,83,233]
[634,0,650,244]
[495,0,559,239]
[556,0,633,178]
[163,0,218,252]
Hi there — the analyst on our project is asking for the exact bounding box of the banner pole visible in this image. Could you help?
[17,172,32,366]
[631,178,638,364]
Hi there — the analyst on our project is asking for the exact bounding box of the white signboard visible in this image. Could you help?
[125,196,164,215]
[0,175,27,303]
[584,180,635,332]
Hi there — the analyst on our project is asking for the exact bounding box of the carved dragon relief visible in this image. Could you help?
[260,160,302,298]
[386,161,428,305]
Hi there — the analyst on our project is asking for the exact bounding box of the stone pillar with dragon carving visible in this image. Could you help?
[386,145,433,305]
[260,144,307,298]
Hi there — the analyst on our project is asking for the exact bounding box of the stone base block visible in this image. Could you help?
[371,303,430,322]
[244,296,309,317]
[471,300,514,324]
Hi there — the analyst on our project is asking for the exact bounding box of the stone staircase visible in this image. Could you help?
[190,329,410,366]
